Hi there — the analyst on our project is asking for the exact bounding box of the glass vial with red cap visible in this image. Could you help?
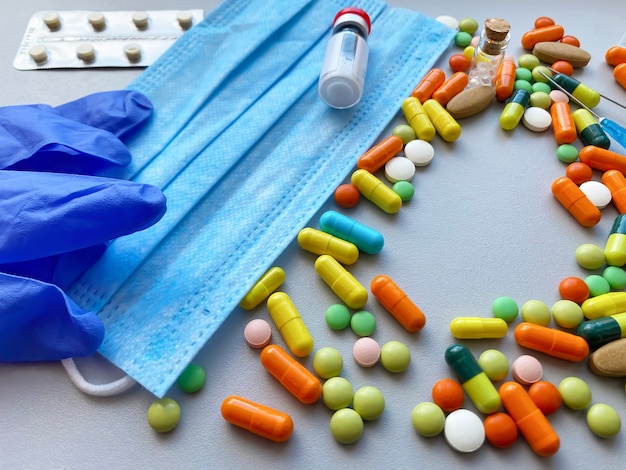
[318,7,371,109]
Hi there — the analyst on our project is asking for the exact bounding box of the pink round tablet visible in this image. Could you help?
[511,355,543,385]
[353,337,380,367]
[549,90,569,103]
[244,318,272,348]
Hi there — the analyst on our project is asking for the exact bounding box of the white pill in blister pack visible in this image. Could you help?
[13,10,204,70]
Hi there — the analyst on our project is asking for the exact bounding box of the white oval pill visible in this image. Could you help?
[76,44,96,62]
[549,90,569,103]
[435,15,459,30]
[522,107,552,132]
[384,157,415,183]
[444,409,485,452]
[404,139,435,167]
[28,45,48,64]
[580,180,612,209]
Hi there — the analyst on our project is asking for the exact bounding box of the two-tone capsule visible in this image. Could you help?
[370,275,426,332]
[578,312,626,348]
[581,291,626,319]
[449,317,508,339]
[319,210,384,255]
[221,395,293,442]
[573,109,610,149]
[314,254,368,309]
[297,227,359,265]
[351,169,402,214]
[551,73,601,108]
[500,89,530,130]
[267,292,314,357]
[240,267,285,310]
[604,214,626,266]
[514,322,589,362]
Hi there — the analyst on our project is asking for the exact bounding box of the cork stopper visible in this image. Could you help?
[484,18,510,41]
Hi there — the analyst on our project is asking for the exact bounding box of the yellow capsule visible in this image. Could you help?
[401,97,436,141]
[351,169,402,214]
[581,292,626,320]
[239,267,285,310]
[422,99,462,142]
[297,227,359,265]
[450,317,508,339]
[266,292,314,357]
[314,254,368,309]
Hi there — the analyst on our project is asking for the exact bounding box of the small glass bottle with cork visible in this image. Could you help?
[468,18,511,88]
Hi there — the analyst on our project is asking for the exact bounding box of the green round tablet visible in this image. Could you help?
[557,144,579,163]
[585,274,611,297]
[458,18,478,34]
[392,124,416,145]
[531,65,552,83]
[411,402,445,437]
[322,376,354,410]
[513,79,533,93]
[454,31,472,47]
[147,398,181,432]
[531,82,551,94]
[520,299,552,326]
[587,404,621,438]
[325,304,351,330]
[551,299,584,328]
[350,310,376,336]
[575,243,605,270]
[380,341,411,372]
[330,408,364,444]
[529,91,552,109]
[515,67,533,82]
[518,53,540,70]
[353,386,385,421]
[559,376,592,410]
[492,296,518,322]
[177,363,206,393]
[392,181,415,202]
[603,266,626,290]
[313,347,343,379]
[478,349,510,381]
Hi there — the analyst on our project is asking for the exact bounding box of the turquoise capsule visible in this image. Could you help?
[319,210,384,255]
[553,74,601,108]
[500,89,530,130]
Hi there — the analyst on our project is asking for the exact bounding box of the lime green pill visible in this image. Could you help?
[147,398,181,432]
[575,243,606,270]
[529,91,552,109]
[515,67,532,82]
[531,82,552,94]
[603,266,626,289]
[454,31,472,47]
[330,408,363,444]
[518,53,540,70]
[492,296,519,322]
[458,18,479,34]
[322,376,354,410]
[177,363,206,393]
[587,404,622,438]
[557,144,579,163]
[392,124,416,145]
[521,299,552,326]
[350,310,376,336]
[532,66,553,83]
[325,304,351,330]
[313,347,343,379]
[551,299,584,328]
[559,377,592,410]
[478,349,510,381]
[392,180,415,202]
[412,402,446,437]
[585,274,611,297]
[380,341,411,372]
[353,385,385,421]
[514,79,533,93]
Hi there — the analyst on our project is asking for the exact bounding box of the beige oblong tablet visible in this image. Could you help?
[589,338,626,377]
[532,42,591,68]
[446,86,496,119]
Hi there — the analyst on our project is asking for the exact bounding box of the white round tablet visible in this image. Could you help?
[124,43,142,62]
[177,11,194,29]
[76,44,96,62]
[435,15,459,30]
[88,12,106,31]
[579,180,612,209]
[444,409,485,452]
[132,11,150,29]
[384,156,415,183]
[28,45,48,64]
[404,139,435,167]
[523,107,552,132]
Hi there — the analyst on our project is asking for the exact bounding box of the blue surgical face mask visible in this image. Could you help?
[68,0,454,397]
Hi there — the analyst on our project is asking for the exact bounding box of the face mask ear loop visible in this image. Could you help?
[61,358,137,397]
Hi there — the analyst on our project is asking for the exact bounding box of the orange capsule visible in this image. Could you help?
[602,170,626,213]
[579,145,626,173]
[431,72,469,107]
[499,381,560,457]
[614,63,626,90]
[411,68,446,103]
[221,395,294,442]
[550,102,577,144]
[606,46,626,66]
[521,24,564,50]
[514,322,589,362]
[260,344,322,404]
[370,275,426,332]
[494,59,517,101]
[551,177,601,227]
[357,135,403,173]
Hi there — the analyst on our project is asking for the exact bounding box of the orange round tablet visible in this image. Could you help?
[560,35,580,47]
[551,60,574,76]
[528,381,562,415]
[558,276,590,304]
[565,162,593,185]
[484,412,518,448]
[534,16,555,29]
[431,378,465,412]
[448,53,471,73]
[334,183,360,208]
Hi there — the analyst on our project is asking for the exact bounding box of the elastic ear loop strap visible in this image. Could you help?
[61,358,136,397]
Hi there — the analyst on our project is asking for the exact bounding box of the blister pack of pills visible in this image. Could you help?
[13,10,204,70]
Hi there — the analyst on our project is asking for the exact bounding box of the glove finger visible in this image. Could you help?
[0,273,104,361]
[0,170,166,263]
[53,90,153,140]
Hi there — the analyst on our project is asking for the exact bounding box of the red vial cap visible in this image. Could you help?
[333,7,371,34]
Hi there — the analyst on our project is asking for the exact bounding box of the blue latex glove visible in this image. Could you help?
[0,90,166,362]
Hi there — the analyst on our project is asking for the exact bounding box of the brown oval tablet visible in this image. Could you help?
[532,41,591,68]
[588,338,626,377]
[446,86,496,119]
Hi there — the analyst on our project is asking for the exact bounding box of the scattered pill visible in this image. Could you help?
[177,363,206,393]
[530,92,552,110]
[579,181,612,209]
[520,299,552,326]
[515,67,533,82]
[404,139,435,167]
[391,124,416,144]
[589,338,626,377]
[565,162,592,185]
[132,11,150,29]
[582,292,626,319]
[603,169,626,212]
[352,337,380,367]
[603,266,626,290]
[333,183,361,208]
[384,156,416,183]
[357,135,403,173]
[43,11,61,30]
[587,404,621,438]
[435,15,459,30]
[534,16,555,29]
[353,386,385,421]
[533,41,591,68]
[244,318,273,349]
[448,53,471,72]
[484,412,518,448]
[392,180,415,202]
[124,43,142,62]
[380,341,411,372]
[515,322,589,361]
[325,303,351,330]
[315,254,368,310]
[559,376,592,410]
[423,98,462,142]
[552,177,601,227]
[449,317,508,339]
[88,12,106,31]
[478,349,510,381]
[492,296,519,322]
[560,35,581,48]
[322,376,354,410]
[549,89,569,103]
[605,214,626,266]
[319,210,384,255]
[298,227,359,265]
[76,44,96,62]
[585,274,611,297]
[330,408,363,444]
[177,11,194,29]
[558,276,590,304]
[551,59,574,76]
[371,275,426,333]
[500,89,530,130]
[531,81,552,94]
[446,85,496,119]
[518,53,540,69]
[578,313,626,348]
[523,106,552,132]
[28,45,48,64]
[221,395,293,442]
[531,65,553,83]
[239,266,285,310]
[411,68,446,103]
[313,347,343,378]
[351,169,403,214]
[431,378,465,412]
[147,398,181,433]
[403,96,436,141]
[350,310,376,337]
[551,299,584,328]
[458,17,478,34]
[528,381,562,415]
[267,292,314,357]
[511,355,543,385]
[444,409,485,453]
[575,243,606,269]
[411,402,445,437]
